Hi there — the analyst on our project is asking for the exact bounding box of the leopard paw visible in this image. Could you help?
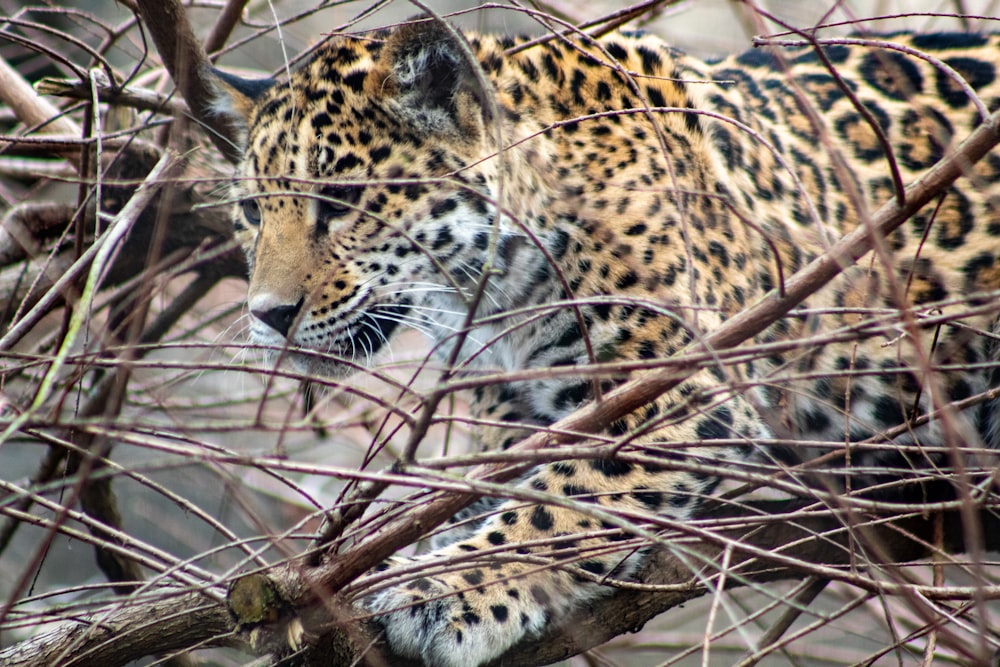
[365,563,550,667]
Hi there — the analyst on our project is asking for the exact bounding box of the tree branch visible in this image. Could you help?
[0,591,235,667]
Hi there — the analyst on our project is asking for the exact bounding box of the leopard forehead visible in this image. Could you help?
[236,31,522,186]
[232,27,702,189]
[239,41,394,187]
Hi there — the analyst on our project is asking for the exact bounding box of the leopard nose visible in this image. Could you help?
[250,296,304,338]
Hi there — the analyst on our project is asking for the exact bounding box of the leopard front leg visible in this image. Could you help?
[359,451,736,666]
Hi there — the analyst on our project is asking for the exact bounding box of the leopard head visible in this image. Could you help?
[213,20,537,377]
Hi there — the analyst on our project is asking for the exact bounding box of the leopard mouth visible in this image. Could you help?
[258,300,413,377]
[338,300,411,361]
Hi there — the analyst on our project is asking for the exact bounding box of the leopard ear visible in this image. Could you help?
[372,18,493,137]
[209,68,275,144]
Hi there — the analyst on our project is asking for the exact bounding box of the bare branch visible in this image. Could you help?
[0,53,80,137]
[0,591,235,667]
[133,0,243,162]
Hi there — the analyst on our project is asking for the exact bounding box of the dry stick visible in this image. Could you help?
[0,202,76,266]
[65,273,225,590]
[34,78,189,117]
[0,233,228,667]
[734,576,829,667]
[0,256,230,562]
[0,53,80,137]
[204,0,251,55]
[0,153,184,352]
[297,107,1000,599]
[0,52,84,172]
[0,593,235,667]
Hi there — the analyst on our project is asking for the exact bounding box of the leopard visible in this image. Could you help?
[213,15,1000,667]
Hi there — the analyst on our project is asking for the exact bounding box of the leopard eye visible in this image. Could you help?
[317,185,363,221]
[241,198,261,226]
